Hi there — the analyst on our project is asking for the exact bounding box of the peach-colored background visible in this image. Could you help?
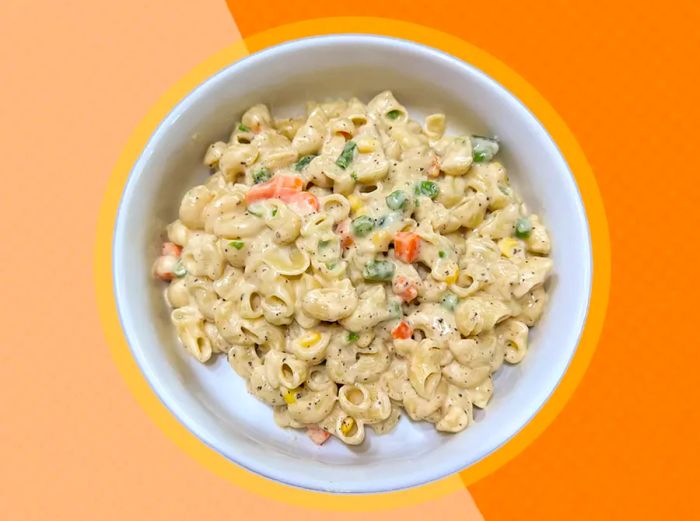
[0,1,481,519]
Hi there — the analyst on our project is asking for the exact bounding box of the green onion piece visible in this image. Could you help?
[386,109,402,120]
[252,168,271,184]
[471,135,500,163]
[438,250,447,259]
[386,190,407,210]
[294,154,316,171]
[514,217,533,239]
[441,292,459,311]
[325,261,337,270]
[318,239,331,249]
[271,208,278,217]
[238,123,250,132]
[362,260,395,281]
[351,215,375,237]
[350,172,358,181]
[415,180,439,199]
[336,141,357,169]
[347,331,359,342]
[229,240,245,250]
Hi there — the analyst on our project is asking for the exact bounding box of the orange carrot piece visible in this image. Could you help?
[161,242,182,257]
[282,191,319,215]
[307,425,331,445]
[245,175,304,204]
[392,275,418,303]
[391,320,413,340]
[394,232,420,263]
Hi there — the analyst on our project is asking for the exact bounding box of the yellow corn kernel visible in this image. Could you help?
[340,416,356,436]
[372,230,391,247]
[299,331,321,347]
[498,237,521,258]
[445,267,460,285]
[283,388,300,405]
[356,136,379,153]
[347,194,363,212]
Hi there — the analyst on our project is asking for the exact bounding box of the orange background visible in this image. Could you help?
[1,0,697,519]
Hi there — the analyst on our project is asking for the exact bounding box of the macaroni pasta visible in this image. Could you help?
[153,91,552,445]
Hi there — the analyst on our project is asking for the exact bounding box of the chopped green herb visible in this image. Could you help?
[229,240,245,250]
[238,123,250,132]
[318,239,331,249]
[336,141,357,169]
[294,154,316,171]
[471,135,499,163]
[438,250,447,259]
[271,208,278,217]
[362,260,395,281]
[173,260,187,278]
[252,168,271,184]
[325,261,337,270]
[350,172,358,181]
[415,180,439,199]
[386,190,407,210]
[386,109,402,120]
[441,292,459,311]
[514,217,533,239]
[351,215,375,237]
[347,331,359,342]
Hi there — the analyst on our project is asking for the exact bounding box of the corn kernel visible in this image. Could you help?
[347,194,363,212]
[299,331,321,347]
[445,267,459,285]
[356,137,379,153]
[283,388,300,405]
[498,237,521,258]
[340,416,356,436]
[372,230,391,247]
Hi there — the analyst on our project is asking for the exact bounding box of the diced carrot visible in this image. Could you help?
[392,275,418,303]
[394,232,420,263]
[337,219,354,249]
[282,191,319,215]
[245,175,304,205]
[161,242,182,257]
[427,153,441,178]
[338,131,352,140]
[307,425,331,445]
[391,320,413,340]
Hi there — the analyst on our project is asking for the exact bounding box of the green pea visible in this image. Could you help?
[362,260,395,281]
[515,217,532,239]
[415,180,439,199]
[438,250,447,258]
[386,190,407,210]
[441,292,459,311]
[238,123,250,132]
[386,109,402,120]
[173,260,187,278]
[351,215,375,237]
[471,135,499,163]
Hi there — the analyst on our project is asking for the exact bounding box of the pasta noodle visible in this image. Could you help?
[152,91,553,445]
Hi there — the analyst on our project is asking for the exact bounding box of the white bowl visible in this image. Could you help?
[114,34,591,494]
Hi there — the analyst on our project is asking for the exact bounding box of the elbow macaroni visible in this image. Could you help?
[153,91,553,445]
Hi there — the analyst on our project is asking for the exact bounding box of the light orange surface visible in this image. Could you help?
[0,1,483,519]
[224,1,700,519]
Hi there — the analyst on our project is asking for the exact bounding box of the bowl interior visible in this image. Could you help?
[114,35,591,493]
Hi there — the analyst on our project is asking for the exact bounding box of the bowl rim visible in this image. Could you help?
[113,33,592,494]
